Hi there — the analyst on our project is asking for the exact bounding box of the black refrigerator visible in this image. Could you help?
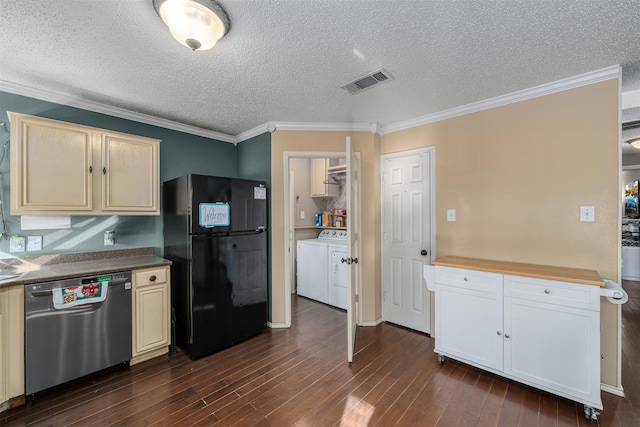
[163,174,268,359]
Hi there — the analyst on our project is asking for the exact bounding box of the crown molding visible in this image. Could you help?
[0,80,237,144]
[272,121,381,134]
[382,65,622,135]
[2,65,621,144]
[235,122,272,144]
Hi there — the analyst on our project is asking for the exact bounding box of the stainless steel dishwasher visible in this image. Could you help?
[25,271,132,397]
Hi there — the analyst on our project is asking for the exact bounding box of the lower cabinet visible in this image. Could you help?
[131,266,171,365]
[0,285,24,412]
[433,266,602,412]
[435,268,503,372]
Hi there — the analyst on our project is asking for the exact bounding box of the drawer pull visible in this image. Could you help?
[149,275,157,282]
[544,289,551,294]
[463,277,469,282]
[504,333,510,339]
[497,331,502,336]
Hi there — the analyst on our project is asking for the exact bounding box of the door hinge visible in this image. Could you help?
[355,294,359,303]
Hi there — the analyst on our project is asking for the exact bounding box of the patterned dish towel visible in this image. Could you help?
[52,282,108,309]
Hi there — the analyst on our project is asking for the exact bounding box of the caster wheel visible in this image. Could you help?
[583,405,599,421]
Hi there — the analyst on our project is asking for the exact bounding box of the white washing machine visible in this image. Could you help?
[297,230,347,309]
[296,238,328,303]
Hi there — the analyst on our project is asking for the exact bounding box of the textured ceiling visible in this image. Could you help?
[1,0,639,138]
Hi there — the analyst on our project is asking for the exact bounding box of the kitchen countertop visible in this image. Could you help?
[432,256,604,286]
[0,248,171,288]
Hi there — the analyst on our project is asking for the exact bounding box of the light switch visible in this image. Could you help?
[580,206,595,222]
[300,211,305,219]
[447,209,456,222]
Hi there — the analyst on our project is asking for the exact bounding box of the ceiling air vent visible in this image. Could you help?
[341,68,393,95]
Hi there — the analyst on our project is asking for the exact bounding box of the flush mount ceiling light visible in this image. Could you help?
[627,137,640,149]
[153,0,230,51]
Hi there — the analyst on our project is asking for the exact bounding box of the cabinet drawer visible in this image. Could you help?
[436,267,502,294]
[134,267,168,287]
[504,275,599,311]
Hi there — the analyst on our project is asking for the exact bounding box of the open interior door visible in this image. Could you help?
[346,136,360,362]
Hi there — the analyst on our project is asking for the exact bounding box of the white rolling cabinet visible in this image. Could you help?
[435,267,503,372]
[503,275,601,409]
[429,257,604,420]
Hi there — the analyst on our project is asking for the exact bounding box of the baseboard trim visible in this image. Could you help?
[360,318,383,327]
[268,321,289,329]
[601,383,625,397]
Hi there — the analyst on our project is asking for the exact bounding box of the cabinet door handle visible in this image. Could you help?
[103,167,107,175]
[89,166,93,173]
[504,333,510,339]
[149,275,157,282]
[544,289,551,294]
[497,331,502,336]
[420,250,428,256]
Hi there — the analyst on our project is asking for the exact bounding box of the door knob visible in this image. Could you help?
[420,250,428,256]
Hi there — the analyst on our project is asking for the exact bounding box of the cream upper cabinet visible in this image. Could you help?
[8,112,160,215]
[101,132,159,213]
[9,112,93,213]
[311,158,338,198]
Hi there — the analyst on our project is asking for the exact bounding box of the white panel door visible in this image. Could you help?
[382,150,432,333]
[346,137,361,362]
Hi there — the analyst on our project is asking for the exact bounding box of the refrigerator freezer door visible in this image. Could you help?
[191,175,232,234]
[190,175,267,234]
[230,179,267,232]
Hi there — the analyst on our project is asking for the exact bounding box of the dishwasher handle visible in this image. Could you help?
[27,280,127,297]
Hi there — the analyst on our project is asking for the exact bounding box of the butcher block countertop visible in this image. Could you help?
[0,247,171,289]
[432,256,604,287]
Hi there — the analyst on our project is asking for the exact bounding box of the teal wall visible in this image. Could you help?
[237,132,273,320]
[237,132,271,184]
[0,91,238,258]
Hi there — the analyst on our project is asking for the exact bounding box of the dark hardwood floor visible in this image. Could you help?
[2,282,640,426]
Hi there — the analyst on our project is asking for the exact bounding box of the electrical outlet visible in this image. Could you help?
[104,230,115,245]
[447,209,456,222]
[27,235,42,251]
[580,206,595,222]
